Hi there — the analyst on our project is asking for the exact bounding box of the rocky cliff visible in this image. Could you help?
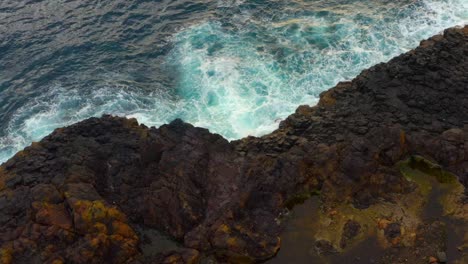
[0,26,467,264]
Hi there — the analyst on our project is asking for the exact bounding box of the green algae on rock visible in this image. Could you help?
[0,26,467,263]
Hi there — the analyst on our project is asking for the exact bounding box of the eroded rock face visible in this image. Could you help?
[0,26,467,264]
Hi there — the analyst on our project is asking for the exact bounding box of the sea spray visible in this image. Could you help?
[0,0,466,163]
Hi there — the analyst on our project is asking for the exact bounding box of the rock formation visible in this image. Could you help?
[0,26,467,264]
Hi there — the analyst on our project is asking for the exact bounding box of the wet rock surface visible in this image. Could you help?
[1,26,467,263]
[340,220,361,249]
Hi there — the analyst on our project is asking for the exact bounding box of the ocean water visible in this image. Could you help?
[0,0,466,163]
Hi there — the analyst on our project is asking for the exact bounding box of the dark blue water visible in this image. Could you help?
[0,0,466,162]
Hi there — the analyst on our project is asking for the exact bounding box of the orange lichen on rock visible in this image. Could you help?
[111,220,137,239]
[162,255,181,263]
[161,249,201,264]
[69,200,127,230]
[66,198,139,262]
[217,224,230,234]
[183,249,201,264]
[211,222,280,261]
[378,219,391,230]
[50,259,64,264]
[33,202,73,230]
[1,26,467,263]
[0,244,13,264]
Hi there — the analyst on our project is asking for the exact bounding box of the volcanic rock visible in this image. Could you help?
[0,26,467,263]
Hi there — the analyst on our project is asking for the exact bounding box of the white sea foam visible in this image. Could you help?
[165,0,467,139]
[0,0,467,163]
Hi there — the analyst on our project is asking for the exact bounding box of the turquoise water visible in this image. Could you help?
[0,0,467,163]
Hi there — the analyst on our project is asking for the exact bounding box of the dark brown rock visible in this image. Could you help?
[340,220,361,249]
[0,26,467,263]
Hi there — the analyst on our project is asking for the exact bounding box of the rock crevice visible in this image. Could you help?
[0,26,467,264]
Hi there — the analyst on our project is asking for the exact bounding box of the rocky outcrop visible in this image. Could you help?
[0,26,467,264]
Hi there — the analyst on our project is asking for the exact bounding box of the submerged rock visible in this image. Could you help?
[0,26,467,263]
